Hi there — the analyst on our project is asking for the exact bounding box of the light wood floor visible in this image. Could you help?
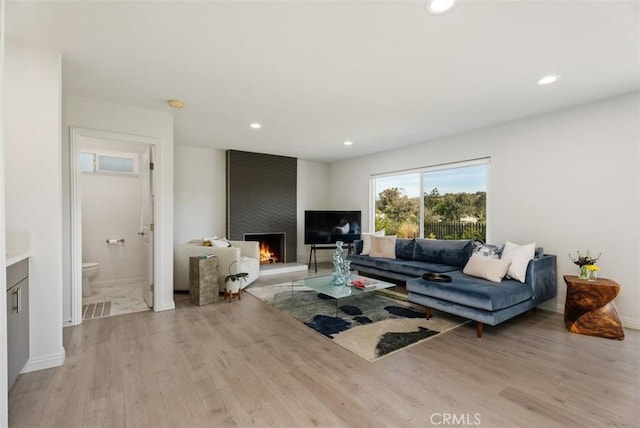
[8,265,640,427]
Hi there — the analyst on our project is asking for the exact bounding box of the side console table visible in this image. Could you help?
[563,275,624,340]
[190,256,219,305]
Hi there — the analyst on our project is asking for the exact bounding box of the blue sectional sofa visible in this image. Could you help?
[347,238,557,337]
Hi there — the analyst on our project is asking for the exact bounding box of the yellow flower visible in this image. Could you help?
[587,265,600,271]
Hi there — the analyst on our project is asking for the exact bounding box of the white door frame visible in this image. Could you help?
[69,127,161,325]
[140,145,155,307]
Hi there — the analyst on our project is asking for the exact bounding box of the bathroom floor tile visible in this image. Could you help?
[82,281,150,318]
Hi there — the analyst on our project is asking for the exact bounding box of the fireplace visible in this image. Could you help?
[244,233,285,264]
[227,151,297,263]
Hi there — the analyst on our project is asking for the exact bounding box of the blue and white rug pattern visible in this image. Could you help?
[246,282,467,361]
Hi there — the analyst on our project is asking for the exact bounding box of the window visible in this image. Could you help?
[372,159,488,240]
[98,155,135,173]
[79,152,95,172]
[423,163,486,240]
[80,150,138,175]
[374,173,421,237]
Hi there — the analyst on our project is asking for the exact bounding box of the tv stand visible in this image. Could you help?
[308,243,353,273]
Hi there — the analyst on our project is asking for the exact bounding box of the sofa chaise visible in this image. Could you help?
[348,238,557,337]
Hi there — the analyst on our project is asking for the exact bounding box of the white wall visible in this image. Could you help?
[329,93,640,328]
[0,0,8,423]
[4,40,65,374]
[173,148,332,264]
[80,172,143,283]
[174,145,226,245]
[297,159,331,262]
[63,96,175,322]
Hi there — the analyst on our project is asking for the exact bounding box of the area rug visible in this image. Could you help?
[246,282,467,362]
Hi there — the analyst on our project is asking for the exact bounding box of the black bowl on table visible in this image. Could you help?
[422,273,452,283]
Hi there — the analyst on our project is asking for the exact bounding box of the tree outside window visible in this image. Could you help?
[374,173,420,237]
[373,162,487,240]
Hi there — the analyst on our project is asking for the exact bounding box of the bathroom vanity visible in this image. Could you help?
[6,256,29,389]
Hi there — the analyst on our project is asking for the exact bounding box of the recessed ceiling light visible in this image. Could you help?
[168,99,185,109]
[537,75,561,85]
[426,0,458,15]
[343,141,353,146]
[249,123,262,129]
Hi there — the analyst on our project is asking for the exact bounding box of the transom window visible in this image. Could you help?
[372,159,488,240]
[80,150,138,175]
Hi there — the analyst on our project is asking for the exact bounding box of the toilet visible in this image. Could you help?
[82,262,99,297]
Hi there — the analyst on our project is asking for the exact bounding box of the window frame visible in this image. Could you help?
[79,149,139,176]
[370,158,490,239]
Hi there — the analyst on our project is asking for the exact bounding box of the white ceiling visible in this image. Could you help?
[6,0,640,162]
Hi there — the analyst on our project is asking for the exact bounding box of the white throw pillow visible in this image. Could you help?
[361,230,386,255]
[200,236,218,246]
[369,235,396,259]
[463,254,512,283]
[211,239,231,248]
[500,241,536,283]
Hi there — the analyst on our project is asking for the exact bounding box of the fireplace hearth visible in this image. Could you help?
[244,233,285,264]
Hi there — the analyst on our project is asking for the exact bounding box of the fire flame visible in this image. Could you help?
[259,242,278,264]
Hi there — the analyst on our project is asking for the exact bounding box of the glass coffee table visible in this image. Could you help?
[290,274,396,314]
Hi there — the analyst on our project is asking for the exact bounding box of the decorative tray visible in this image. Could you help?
[422,273,452,283]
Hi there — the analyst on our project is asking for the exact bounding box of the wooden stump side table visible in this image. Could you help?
[563,275,624,340]
[189,256,219,305]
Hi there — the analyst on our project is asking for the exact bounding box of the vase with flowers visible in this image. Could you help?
[569,250,601,280]
[586,264,600,281]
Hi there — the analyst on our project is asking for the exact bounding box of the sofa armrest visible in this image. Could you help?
[229,240,260,260]
[173,245,241,291]
[525,254,557,304]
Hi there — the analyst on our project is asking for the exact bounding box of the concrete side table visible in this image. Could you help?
[189,256,219,305]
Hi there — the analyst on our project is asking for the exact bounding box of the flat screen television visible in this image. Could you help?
[304,210,361,245]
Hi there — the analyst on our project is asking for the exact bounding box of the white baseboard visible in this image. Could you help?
[154,301,175,312]
[620,316,640,330]
[548,302,564,314]
[21,348,66,374]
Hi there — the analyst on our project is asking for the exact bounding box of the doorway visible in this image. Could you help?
[70,128,159,325]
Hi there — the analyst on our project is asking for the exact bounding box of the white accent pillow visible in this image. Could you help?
[211,239,231,248]
[361,230,386,255]
[500,241,536,283]
[369,235,396,259]
[463,254,512,283]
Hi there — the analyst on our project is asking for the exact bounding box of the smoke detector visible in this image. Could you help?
[168,99,185,109]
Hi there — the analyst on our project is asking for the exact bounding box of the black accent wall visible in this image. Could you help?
[226,150,297,263]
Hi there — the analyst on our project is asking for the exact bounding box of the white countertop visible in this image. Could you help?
[6,251,31,267]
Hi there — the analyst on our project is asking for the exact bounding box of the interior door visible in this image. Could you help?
[140,146,154,307]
